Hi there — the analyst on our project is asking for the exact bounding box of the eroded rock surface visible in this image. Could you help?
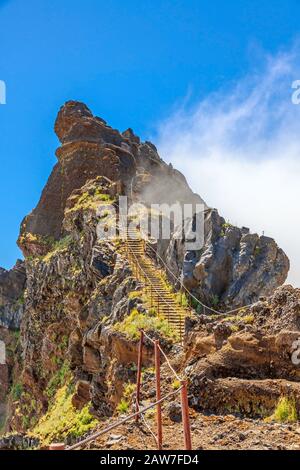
[165,209,289,308]
[16,100,288,309]
[18,101,202,255]
[0,101,293,447]
[0,260,26,330]
[185,285,300,417]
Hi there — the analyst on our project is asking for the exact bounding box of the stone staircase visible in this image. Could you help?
[123,226,190,341]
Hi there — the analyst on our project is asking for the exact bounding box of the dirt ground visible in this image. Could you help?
[82,411,300,451]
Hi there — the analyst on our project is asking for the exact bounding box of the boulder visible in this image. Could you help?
[167,401,182,423]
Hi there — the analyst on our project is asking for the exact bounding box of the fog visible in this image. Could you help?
[156,46,300,286]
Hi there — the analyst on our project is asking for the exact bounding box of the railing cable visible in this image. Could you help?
[66,387,183,451]
[142,329,182,382]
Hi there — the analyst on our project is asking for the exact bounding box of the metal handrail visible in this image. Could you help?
[145,239,253,316]
[145,240,222,315]
[66,386,183,450]
[126,243,187,326]
[102,202,253,317]
[112,219,186,323]
[142,329,182,381]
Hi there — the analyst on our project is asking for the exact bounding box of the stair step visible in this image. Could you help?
[124,239,191,342]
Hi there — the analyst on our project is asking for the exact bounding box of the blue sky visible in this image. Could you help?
[1,0,300,275]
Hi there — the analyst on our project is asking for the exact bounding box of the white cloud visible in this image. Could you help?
[156,47,300,286]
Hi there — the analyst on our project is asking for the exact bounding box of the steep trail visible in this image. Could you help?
[123,226,191,341]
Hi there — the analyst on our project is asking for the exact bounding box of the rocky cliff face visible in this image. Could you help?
[5,175,158,437]
[18,101,202,256]
[165,209,289,308]
[0,260,26,330]
[0,260,25,432]
[0,101,291,446]
[17,101,289,306]
[184,284,300,418]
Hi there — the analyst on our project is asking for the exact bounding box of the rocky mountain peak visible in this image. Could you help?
[0,101,293,448]
[18,101,138,251]
[54,101,94,143]
[17,101,203,256]
[54,100,128,149]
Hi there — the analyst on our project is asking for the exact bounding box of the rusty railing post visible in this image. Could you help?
[180,380,192,450]
[135,330,144,422]
[154,340,163,450]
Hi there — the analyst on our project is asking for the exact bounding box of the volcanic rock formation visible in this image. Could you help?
[17,101,289,307]
[0,260,26,330]
[0,101,292,446]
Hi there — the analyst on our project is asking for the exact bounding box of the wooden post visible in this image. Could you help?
[180,380,192,450]
[135,330,144,422]
[154,340,163,450]
[49,443,65,450]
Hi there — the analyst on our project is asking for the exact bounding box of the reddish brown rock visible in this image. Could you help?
[4,101,292,445]
[18,101,137,254]
[0,260,26,330]
[0,364,8,403]
[187,287,300,418]
[72,380,91,410]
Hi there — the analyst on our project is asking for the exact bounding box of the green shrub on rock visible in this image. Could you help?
[113,308,178,342]
[33,383,98,445]
[268,396,298,423]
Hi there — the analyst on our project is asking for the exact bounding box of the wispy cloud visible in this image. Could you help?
[156,46,300,286]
